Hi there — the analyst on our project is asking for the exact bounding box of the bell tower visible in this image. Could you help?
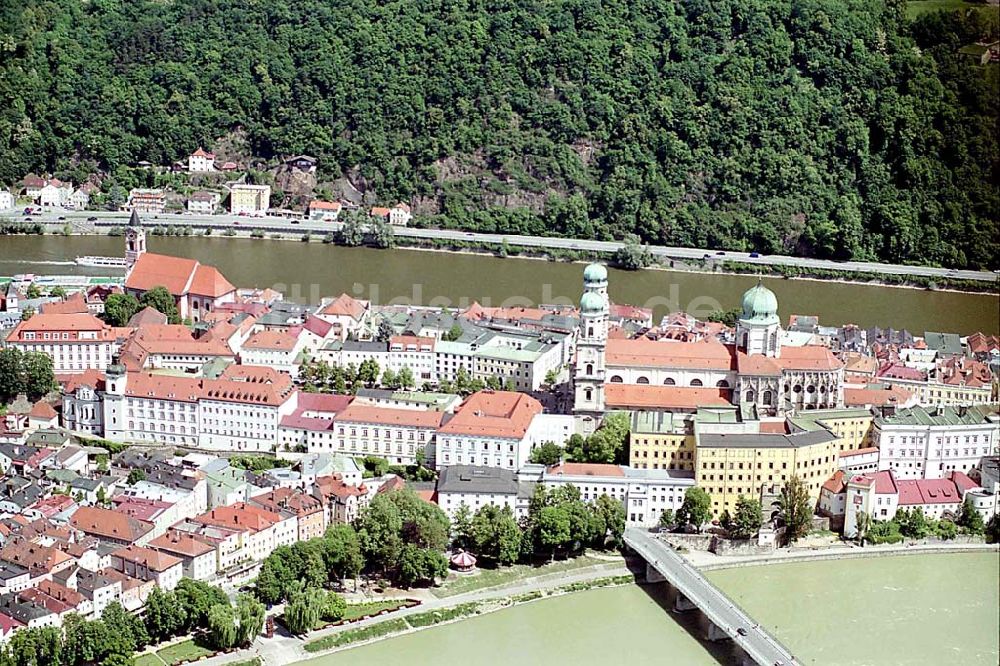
[574,264,609,423]
[125,209,146,273]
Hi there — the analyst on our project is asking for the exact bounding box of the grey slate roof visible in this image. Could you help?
[437,465,519,495]
[698,428,839,449]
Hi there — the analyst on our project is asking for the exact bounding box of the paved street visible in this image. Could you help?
[15,208,997,283]
[625,528,799,666]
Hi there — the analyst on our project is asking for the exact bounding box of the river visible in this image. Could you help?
[303,552,998,666]
[1,235,997,333]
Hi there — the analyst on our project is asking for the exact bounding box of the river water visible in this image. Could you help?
[0,236,997,333]
[304,553,998,666]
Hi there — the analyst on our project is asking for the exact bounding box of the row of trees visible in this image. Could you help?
[0,347,56,403]
[530,412,631,465]
[454,484,626,565]
[857,497,994,545]
[323,214,395,249]
[0,579,260,666]
[300,359,516,397]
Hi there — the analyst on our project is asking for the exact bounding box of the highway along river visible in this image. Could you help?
[1,235,997,333]
[303,552,998,666]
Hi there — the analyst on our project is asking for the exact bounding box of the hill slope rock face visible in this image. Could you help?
[0,0,996,268]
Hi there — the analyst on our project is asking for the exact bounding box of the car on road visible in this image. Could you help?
[736,627,748,636]
[715,251,725,255]
[58,216,66,221]
[24,216,32,221]
[749,251,760,258]
[87,216,98,221]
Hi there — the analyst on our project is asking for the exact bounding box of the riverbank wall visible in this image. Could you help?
[12,218,997,295]
[695,541,998,571]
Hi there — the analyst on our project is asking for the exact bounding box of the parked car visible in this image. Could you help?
[737,627,748,636]
[87,216,98,221]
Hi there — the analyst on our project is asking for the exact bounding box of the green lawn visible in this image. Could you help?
[155,639,214,666]
[905,1,992,18]
[342,599,409,621]
[135,654,166,666]
[310,599,410,629]
[432,554,615,598]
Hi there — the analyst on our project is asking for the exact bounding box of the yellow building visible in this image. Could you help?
[229,184,271,215]
[628,411,696,472]
[790,408,875,453]
[694,426,841,518]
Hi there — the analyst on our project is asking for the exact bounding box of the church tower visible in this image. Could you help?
[125,209,146,274]
[574,263,609,423]
[736,278,781,357]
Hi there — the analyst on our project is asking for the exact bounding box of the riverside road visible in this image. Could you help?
[21,208,997,283]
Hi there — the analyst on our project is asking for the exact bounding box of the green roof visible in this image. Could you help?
[631,410,691,434]
[875,404,999,428]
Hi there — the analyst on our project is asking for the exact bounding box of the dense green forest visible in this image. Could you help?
[0,0,997,267]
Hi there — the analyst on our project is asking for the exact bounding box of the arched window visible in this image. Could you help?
[636,376,650,385]
[610,375,623,383]
[690,379,703,387]
[745,390,755,403]
[586,363,593,376]
[716,380,730,388]
[664,378,676,386]
[588,327,594,337]
[585,388,593,401]
[763,390,773,405]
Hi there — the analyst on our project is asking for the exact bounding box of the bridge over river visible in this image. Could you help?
[624,528,800,666]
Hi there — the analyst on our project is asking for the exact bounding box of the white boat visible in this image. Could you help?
[75,255,128,268]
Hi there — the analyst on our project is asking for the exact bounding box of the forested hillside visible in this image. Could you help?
[0,0,997,267]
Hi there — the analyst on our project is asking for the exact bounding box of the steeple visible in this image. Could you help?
[125,209,147,272]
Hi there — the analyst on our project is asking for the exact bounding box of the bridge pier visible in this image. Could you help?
[673,592,698,613]
[702,617,731,642]
[645,562,667,583]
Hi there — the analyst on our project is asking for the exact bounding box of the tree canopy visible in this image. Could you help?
[1,0,996,268]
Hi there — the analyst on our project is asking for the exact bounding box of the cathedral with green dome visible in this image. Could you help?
[573,265,844,421]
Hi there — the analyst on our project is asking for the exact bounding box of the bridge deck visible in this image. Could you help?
[625,528,800,666]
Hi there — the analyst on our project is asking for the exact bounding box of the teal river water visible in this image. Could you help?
[304,553,999,666]
[0,236,997,333]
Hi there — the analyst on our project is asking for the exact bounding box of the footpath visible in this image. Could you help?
[181,541,999,666]
[198,560,632,666]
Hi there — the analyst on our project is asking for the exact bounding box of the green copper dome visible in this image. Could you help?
[580,291,605,314]
[583,263,608,283]
[740,280,779,324]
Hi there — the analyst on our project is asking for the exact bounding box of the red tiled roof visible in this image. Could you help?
[148,530,214,557]
[111,544,182,572]
[316,475,367,498]
[41,293,88,315]
[370,207,391,217]
[193,503,284,534]
[319,294,367,320]
[607,338,736,371]
[547,462,625,478]
[335,404,444,429]
[845,386,914,407]
[189,265,236,298]
[839,446,878,458]
[821,470,846,494]
[604,384,730,410]
[125,253,199,294]
[28,401,57,419]
[191,147,215,158]
[245,329,298,351]
[438,391,542,439]
[310,200,342,210]
[70,506,154,543]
